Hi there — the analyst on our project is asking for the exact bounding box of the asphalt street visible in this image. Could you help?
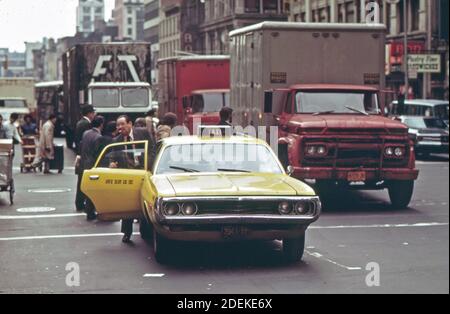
[0,138,448,294]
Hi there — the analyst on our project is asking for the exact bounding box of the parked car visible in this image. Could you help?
[400,116,449,157]
[390,99,449,126]
[81,132,321,263]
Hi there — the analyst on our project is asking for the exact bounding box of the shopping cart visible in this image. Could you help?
[0,139,14,205]
[20,135,37,173]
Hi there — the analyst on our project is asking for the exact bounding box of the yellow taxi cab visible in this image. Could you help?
[81,131,321,263]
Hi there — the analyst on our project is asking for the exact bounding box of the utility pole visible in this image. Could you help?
[403,0,409,99]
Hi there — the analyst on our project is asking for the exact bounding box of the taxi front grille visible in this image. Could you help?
[197,201,279,215]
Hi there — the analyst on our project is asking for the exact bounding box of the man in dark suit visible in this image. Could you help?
[80,115,105,221]
[114,115,156,243]
[75,105,96,212]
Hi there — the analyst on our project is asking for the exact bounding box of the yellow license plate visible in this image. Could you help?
[347,171,366,182]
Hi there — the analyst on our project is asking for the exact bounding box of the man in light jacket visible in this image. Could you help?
[35,114,57,174]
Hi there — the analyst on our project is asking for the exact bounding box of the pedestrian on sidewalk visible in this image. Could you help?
[34,114,57,174]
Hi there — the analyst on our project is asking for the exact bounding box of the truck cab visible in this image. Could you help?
[0,97,30,121]
[182,89,230,133]
[88,82,153,121]
[265,84,419,208]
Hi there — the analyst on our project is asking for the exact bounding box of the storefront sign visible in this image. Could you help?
[408,54,441,73]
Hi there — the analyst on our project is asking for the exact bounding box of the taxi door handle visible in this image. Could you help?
[89,175,100,181]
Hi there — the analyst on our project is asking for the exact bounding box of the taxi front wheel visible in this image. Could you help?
[139,218,153,242]
[283,234,305,263]
[153,230,171,264]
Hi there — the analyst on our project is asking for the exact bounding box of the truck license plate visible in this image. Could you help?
[222,226,249,239]
[347,171,366,182]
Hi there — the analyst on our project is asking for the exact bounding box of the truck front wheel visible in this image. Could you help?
[388,180,414,209]
[282,234,305,263]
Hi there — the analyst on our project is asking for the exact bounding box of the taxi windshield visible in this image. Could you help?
[155,143,283,175]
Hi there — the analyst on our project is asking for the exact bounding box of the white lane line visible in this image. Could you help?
[0,213,85,220]
[0,232,139,241]
[143,274,165,278]
[309,222,449,230]
[13,167,75,171]
[305,250,362,271]
[0,222,447,242]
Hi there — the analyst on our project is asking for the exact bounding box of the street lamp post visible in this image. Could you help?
[387,0,409,98]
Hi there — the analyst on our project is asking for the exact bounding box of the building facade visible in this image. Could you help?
[144,0,161,83]
[159,0,183,59]
[112,0,145,41]
[0,48,26,77]
[200,0,287,54]
[285,0,449,99]
[76,0,105,33]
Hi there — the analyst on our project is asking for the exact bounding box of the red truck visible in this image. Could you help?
[230,22,419,209]
[158,56,230,133]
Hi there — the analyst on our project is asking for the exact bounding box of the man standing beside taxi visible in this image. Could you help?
[114,115,156,243]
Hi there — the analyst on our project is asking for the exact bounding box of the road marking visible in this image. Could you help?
[143,274,165,278]
[309,222,449,230]
[0,232,139,241]
[13,167,75,171]
[0,213,85,220]
[28,188,72,193]
[16,207,56,213]
[305,250,362,271]
[0,222,447,241]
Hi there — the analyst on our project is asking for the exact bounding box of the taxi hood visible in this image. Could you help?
[152,173,315,198]
[288,114,408,133]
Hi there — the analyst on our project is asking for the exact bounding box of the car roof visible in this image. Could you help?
[392,99,449,106]
[160,135,269,147]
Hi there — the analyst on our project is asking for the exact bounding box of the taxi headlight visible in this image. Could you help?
[278,201,292,215]
[295,201,313,215]
[181,203,198,216]
[163,203,180,216]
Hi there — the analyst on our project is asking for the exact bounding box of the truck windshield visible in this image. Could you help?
[192,92,230,114]
[295,91,379,114]
[92,89,119,107]
[0,99,27,108]
[122,87,149,108]
[156,143,282,175]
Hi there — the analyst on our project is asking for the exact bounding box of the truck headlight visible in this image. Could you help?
[394,147,404,157]
[385,147,394,156]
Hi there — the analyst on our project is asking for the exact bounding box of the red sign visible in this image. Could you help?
[390,41,425,57]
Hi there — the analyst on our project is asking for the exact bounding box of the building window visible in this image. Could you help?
[128,7,132,14]
[398,0,405,33]
[83,7,90,14]
[411,0,420,31]
[345,2,355,23]
[95,7,102,14]
[263,0,278,14]
[128,28,133,36]
[245,0,260,13]
[128,17,133,25]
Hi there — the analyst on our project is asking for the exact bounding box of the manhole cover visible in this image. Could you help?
[28,188,71,193]
[17,207,56,213]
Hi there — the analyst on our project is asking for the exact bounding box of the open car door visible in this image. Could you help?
[81,141,148,221]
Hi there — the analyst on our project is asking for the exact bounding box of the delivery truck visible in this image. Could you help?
[63,43,153,148]
[158,55,230,133]
[229,22,419,209]
[0,78,35,120]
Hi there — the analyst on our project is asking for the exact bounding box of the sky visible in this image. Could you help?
[0,0,115,52]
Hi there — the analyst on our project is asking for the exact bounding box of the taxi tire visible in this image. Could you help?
[139,218,153,242]
[283,234,305,263]
[153,230,171,264]
[388,180,414,209]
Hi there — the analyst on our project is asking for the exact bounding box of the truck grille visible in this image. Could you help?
[302,139,409,168]
[441,135,449,143]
